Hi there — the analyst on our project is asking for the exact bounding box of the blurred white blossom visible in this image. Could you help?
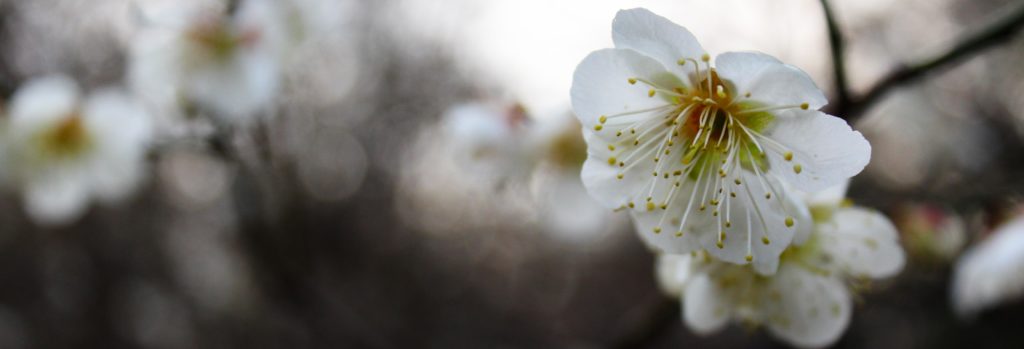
[896,203,967,262]
[657,182,904,348]
[952,216,1024,317]
[441,102,534,180]
[1,75,152,225]
[129,0,286,124]
[572,8,870,273]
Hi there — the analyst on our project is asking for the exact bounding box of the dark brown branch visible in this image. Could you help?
[820,0,852,112]
[844,1,1024,121]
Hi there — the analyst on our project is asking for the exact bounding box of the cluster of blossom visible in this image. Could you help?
[439,100,621,240]
[0,0,335,225]
[571,8,906,347]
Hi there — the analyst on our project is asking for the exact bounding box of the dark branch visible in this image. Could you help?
[820,0,851,112]
[844,1,1024,121]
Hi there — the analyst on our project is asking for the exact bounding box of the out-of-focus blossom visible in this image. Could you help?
[129,0,285,124]
[952,216,1024,317]
[441,101,534,180]
[572,8,870,273]
[894,203,966,263]
[528,116,623,243]
[0,75,152,225]
[657,182,904,348]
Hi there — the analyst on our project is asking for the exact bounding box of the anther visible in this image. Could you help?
[648,89,656,97]
[599,115,608,124]
[653,227,662,234]
[646,202,656,211]
[785,217,795,227]
[716,85,727,99]
[793,164,803,174]
[628,78,637,85]
[608,144,615,151]
[716,241,724,249]
[734,179,741,185]
[701,53,710,62]
[762,236,771,245]
[800,103,809,110]
[594,125,603,131]
[725,221,732,228]
[745,254,753,262]
[675,231,684,237]
[616,174,624,180]
[784,151,793,161]
[628,202,635,208]
[607,157,617,165]
[677,59,686,66]
[765,193,772,200]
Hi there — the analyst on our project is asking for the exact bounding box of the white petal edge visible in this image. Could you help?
[715,51,827,113]
[8,75,80,130]
[952,217,1024,316]
[655,254,693,297]
[571,48,673,133]
[764,111,871,192]
[682,272,731,335]
[611,8,705,87]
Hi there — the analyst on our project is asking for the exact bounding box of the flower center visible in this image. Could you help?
[593,54,811,260]
[187,18,261,61]
[37,112,92,159]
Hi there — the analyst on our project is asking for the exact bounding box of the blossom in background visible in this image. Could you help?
[894,203,966,263]
[129,0,286,124]
[657,183,904,348]
[441,101,534,180]
[571,8,871,272]
[951,216,1024,317]
[0,76,152,225]
[529,115,623,243]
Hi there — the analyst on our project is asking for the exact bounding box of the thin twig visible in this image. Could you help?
[819,0,851,112]
[844,1,1024,121]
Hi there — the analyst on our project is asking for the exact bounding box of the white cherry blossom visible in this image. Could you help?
[0,76,152,225]
[572,8,870,272]
[129,0,285,124]
[657,183,904,348]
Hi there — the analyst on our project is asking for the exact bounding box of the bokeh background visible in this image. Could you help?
[0,0,1020,348]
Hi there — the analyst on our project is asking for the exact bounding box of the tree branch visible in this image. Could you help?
[843,1,1024,121]
[820,0,851,112]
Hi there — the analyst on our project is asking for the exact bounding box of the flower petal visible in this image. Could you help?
[656,254,693,297]
[952,217,1024,316]
[682,272,731,335]
[8,75,80,129]
[611,8,705,86]
[716,51,827,113]
[819,207,906,278]
[580,130,666,209]
[764,111,871,192]
[24,172,90,226]
[801,179,850,208]
[766,265,851,348]
[571,48,674,133]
